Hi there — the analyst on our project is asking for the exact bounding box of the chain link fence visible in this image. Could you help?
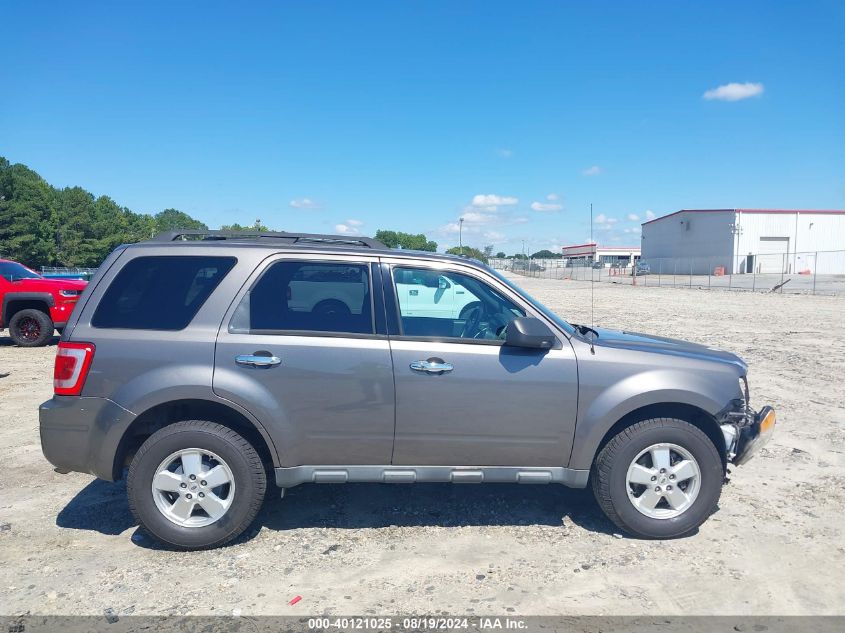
[40,266,98,281]
[490,250,845,296]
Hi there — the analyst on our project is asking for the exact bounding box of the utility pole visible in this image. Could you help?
[729,219,743,274]
[459,218,464,256]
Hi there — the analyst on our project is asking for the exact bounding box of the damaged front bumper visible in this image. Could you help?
[720,404,776,466]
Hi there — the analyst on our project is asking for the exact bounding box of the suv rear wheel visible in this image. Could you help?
[127,420,267,550]
[8,308,54,347]
[591,417,723,538]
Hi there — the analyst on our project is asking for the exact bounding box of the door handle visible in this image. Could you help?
[235,354,282,368]
[410,359,454,374]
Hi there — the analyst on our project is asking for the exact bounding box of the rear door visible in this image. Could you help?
[383,260,579,466]
[213,253,395,466]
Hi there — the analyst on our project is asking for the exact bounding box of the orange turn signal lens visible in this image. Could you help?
[760,409,776,433]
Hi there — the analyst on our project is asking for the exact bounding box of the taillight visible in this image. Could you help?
[54,342,95,396]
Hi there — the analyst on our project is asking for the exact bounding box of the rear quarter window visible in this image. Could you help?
[91,255,236,330]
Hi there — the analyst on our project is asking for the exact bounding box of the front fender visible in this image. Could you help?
[567,365,738,470]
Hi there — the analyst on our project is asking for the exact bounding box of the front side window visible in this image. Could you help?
[231,261,373,335]
[392,266,524,341]
[0,262,42,282]
[92,256,236,330]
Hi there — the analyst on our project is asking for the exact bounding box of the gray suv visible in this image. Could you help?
[40,230,775,549]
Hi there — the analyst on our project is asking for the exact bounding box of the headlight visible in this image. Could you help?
[739,375,750,405]
[59,289,81,297]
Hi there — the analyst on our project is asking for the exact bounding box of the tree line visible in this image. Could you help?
[0,157,208,268]
[1,157,547,268]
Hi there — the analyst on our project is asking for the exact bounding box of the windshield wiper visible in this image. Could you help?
[572,323,599,338]
[571,323,599,355]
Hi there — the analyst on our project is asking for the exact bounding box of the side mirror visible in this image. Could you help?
[438,276,451,290]
[504,317,556,349]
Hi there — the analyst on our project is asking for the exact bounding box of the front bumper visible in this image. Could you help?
[725,405,776,466]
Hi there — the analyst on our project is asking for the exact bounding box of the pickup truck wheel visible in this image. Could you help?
[127,420,267,550]
[312,299,351,317]
[8,309,54,347]
[459,301,482,321]
[591,417,723,539]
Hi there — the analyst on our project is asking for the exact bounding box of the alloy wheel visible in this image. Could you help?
[17,316,41,342]
[625,442,701,519]
[151,448,236,528]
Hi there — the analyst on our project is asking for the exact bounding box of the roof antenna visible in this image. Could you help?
[589,203,596,354]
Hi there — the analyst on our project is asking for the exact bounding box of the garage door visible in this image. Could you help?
[757,237,789,273]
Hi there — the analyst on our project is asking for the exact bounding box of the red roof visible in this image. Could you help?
[561,243,640,254]
[561,242,597,249]
[643,208,845,226]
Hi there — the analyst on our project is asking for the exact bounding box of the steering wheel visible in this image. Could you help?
[460,303,485,338]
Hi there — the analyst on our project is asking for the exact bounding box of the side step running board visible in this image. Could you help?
[274,465,589,489]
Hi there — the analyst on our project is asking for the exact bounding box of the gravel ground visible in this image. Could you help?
[1,276,844,616]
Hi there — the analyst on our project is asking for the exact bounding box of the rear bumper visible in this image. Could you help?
[732,406,776,466]
[39,396,136,481]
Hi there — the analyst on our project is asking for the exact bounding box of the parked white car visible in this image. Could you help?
[288,264,369,316]
[289,265,481,320]
[392,268,480,319]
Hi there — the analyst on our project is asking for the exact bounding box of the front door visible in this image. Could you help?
[213,256,395,466]
[385,263,579,466]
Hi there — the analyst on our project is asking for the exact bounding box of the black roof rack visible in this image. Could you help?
[151,229,386,249]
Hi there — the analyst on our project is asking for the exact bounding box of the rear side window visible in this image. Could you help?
[229,260,374,335]
[92,256,236,330]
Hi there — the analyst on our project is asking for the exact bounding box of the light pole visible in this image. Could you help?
[459,217,464,256]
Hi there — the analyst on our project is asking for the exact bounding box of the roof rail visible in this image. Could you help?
[150,229,386,249]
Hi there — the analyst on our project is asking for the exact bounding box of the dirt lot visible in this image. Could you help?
[1,276,844,617]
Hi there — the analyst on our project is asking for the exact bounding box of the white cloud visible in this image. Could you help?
[460,211,495,224]
[471,194,518,208]
[546,193,559,201]
[335,222,362,235]
[594,213,619,226]
[626,213,640,222]
[436,194,526,246]
[531,201,563,213]
[624,227,642,234]
[581,166,603,177]
[645,209,656,220]
[496,148,513,158]
[703,82,764,102]
[290,197,321,210]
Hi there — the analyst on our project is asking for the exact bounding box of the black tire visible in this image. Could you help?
[127,420,267,550]
[312,299,351,317]
[8,309,54,347]
[591,417,723,539]
[459,301,482,320]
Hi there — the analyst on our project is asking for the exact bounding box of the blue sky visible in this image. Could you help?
[2,1,843,254]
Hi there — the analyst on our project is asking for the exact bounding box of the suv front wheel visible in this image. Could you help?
[127,420,267,550]
[591,417,724,539]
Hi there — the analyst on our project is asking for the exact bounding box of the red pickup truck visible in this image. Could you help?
[0,259,88,347]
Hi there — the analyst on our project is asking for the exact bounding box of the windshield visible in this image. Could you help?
[0,262,42,282]
[488,267,576,335]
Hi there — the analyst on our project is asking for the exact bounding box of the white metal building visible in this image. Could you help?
[640,209,845,274]
[561,242,641,266]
